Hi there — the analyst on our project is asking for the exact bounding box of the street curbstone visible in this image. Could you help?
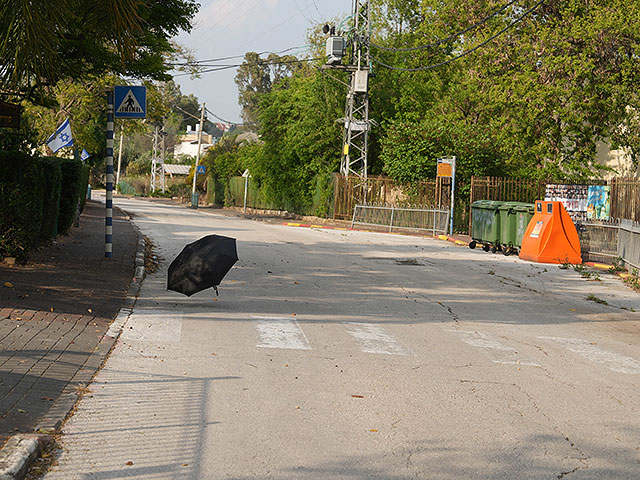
[0,434,51,480]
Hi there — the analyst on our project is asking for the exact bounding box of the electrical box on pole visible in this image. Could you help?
[326,36,345,64]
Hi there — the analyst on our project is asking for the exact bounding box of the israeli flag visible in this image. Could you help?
[46,118,74,153]
[81,149,90,161]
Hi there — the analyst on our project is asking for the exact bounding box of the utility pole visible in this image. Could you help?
[323,1,371,181]
[341,1,371,181]
[191,102,206,208]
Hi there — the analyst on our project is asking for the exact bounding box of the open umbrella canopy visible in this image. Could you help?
[167,234,238,296]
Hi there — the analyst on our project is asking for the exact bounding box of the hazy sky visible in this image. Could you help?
[171,0,351,125]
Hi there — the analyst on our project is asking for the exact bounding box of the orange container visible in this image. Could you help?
[519,201,582,265]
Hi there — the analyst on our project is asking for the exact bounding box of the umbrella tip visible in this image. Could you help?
[213,286,219,296]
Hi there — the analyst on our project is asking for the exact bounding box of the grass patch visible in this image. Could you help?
[586,294,608,305]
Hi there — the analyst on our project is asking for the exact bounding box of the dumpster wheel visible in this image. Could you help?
[469,241,477,249]
[491,245,497,254]
[482,243,490,252]
[503,246,512,256]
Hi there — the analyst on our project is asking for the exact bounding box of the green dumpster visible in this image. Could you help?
[514,203,535,247]
[470,200,503,251]
[498,202,534,255]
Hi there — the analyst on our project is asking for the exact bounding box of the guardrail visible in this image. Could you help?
[351,204,450,236]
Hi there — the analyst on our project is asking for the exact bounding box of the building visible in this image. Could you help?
[173,124,217,157]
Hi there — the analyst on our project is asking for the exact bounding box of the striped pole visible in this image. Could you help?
[105,91,114,258]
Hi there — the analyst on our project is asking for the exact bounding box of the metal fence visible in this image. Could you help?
[618,220,640,270]
[351,204,450,236]
[334,175,446,220]
[577,220,620,264]
[576,219,640,269]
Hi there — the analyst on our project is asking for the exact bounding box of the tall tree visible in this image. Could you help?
[0,0,199,102]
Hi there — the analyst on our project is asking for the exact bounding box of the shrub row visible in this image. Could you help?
[0,151,89,261]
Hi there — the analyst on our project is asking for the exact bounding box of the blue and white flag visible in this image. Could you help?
[45,118,73,153]
[80,149,90,161]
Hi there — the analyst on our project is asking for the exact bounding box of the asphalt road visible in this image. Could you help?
[43,196,640,479]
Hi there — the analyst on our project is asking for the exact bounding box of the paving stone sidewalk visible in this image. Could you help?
[0,200,140,446]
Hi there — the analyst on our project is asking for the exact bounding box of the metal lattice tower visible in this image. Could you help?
[340,0,371,180]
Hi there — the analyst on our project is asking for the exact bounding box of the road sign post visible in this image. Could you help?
[437,157,456,236]
[105,91,114,258]
[106,86,146,258]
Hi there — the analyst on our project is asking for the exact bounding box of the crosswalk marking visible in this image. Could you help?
[446,329,540,366]
[343,323,410,355]
[539,336,640,374]
[120,309,183,343]
[254,316,312,350]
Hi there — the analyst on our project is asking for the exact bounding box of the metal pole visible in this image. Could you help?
[191,102,206,208]
[243,175,249,212]
[389,206,395,232]
[449,157,456,236]
[116,131,124,190]
[105,91,114,258]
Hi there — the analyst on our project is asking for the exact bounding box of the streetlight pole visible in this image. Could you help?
[191,102,205,208]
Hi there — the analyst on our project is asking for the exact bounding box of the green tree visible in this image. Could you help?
[0,0,199,102]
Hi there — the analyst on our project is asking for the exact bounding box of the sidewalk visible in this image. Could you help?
[0,200,141,474]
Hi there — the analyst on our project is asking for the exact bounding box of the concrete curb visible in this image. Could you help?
[0,225,146,480]
[282,222,473,247]
[0,435,51,480]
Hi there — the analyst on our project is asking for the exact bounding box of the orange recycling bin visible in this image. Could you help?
[519,201,582,265]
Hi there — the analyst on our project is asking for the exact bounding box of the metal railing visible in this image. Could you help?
[351,204,450,236]
[618,220,640,270]
[577,220,620,264]
[578,219,640,269]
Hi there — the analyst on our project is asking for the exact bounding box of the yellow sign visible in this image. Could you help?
[437,162,452,177]
[343,144,349,155]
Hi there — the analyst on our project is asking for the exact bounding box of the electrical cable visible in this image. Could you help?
[168,45,312,66]
[370,0,520,52]
[172,56,324,76]
[372,0,544,72]
[205,107,238,126]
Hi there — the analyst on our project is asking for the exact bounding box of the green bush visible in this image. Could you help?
[57,157,84,234]
[78,164,89,211]
[39,157,63,240]
[0,151,47,259]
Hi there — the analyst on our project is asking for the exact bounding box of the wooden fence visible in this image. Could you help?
[610,177,640,223]
[470,176,640,228]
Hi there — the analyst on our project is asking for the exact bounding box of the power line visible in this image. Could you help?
[370,0,521,53]
[205,107,238,126]
[234,2,318,53]
[168,45,311,66]
[372,0,544,72]
[172,56,324,77]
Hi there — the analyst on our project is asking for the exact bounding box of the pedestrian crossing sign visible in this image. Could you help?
[114,86,146,118]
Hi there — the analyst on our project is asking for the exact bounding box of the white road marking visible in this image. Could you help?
[254,316,312,350]
[343,323,410,355]
[539,336,640,374]
[121,309,183,343]
[446,329,540,366]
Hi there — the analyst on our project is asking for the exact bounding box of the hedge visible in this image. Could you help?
[39,157,62,240]
[57,157,84,234]
[0,151,47,259]
[0,152,89,260]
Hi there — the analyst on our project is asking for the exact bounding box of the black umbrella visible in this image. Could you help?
[167,234,238,296]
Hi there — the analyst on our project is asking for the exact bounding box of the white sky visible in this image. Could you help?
[171,0,350,125]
